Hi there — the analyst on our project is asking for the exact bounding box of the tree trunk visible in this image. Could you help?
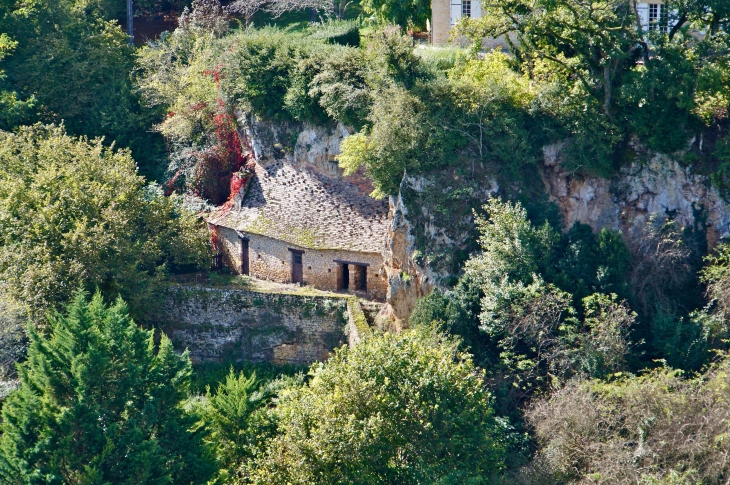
[603,64,612,116]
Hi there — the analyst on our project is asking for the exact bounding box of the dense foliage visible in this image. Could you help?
[454,0,730,173]
[0,125,208,322]
[527,360,730,484]
[241,328,507,485]
[2,2,730,484]
[0,291,215,484]
[0,0,168,177]
[138,7,730,200]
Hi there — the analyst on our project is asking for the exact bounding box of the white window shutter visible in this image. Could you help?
[472,0,482,18]
[450,0,462,26]
[636,3,649,33]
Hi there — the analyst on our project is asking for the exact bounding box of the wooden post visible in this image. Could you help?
[127,0,134,45]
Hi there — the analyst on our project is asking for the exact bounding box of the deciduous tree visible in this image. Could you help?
[242,328,507,484]
[0,125,208,322]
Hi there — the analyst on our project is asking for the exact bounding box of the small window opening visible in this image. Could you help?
[462,0,471,18]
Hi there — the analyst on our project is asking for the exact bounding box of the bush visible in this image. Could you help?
[0,291,215,484]
[527,358,730,484]
[359,0,430,29]
[220,29,331,123]
[412,198,636,411]
[197,369,300,482]
[339,85,429,197]
[309,46,371,128]
[242,328,507,484]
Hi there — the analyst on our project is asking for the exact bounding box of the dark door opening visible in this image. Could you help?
[338,263,349,290]
[354,265,367,292]
[240,238,249,275]
[290,249,304,283]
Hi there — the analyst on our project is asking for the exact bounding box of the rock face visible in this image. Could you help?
[378,189,432,329]
[241,113,351,176]
[233,116,730,327]
[379,173,499,327]
[542,142,730,245]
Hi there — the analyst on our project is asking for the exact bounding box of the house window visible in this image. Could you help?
[462,0,471,18]
[648,4,667,32]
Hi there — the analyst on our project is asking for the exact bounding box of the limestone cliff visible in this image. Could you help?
[383,143,730,325]
[239,113,351,176]
[378,171,499,327]
[542,142,730,246]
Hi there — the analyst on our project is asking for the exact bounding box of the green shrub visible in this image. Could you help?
[242,328,507,484]
[359,0,430,29]
[414,45,466,73]
[0,125,208,322]
[339,85,429,197]
[309,45,371,128]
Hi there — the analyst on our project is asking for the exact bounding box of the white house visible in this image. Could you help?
[431,0,682,46]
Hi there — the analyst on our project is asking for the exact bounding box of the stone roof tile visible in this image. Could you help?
[209,161,390,253]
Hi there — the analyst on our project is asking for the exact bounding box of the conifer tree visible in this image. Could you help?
[0,291,215,485]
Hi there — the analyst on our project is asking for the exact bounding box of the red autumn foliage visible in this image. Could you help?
[164,63,253,204]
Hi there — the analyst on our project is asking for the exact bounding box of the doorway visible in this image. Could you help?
[338,263,349,290]
[289,249,304,283]
[354,265,367,292]
[240,237,249,275]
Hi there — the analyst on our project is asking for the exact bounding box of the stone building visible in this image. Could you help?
[208,150,390,300]
[431,0,678,45]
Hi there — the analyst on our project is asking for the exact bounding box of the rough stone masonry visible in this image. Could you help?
[152,286,353,365]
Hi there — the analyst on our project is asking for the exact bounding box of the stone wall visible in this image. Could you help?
[216,227,389,300]
[431,0,451,45]
[152,286,352,365]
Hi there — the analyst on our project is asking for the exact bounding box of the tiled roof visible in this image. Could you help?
[209,161,390,253]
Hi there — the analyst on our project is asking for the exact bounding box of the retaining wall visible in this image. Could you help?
[152,286,355,365]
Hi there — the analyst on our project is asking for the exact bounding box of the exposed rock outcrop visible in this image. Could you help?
[234,116,730,327]
[378,172,498,328]
[542,142,730,245]
[240,113,352,176]
[378,189,432,330]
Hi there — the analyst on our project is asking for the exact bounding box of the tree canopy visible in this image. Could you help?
[0,291,216,484]
[242,328,507,484]
[0,125,208,322]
